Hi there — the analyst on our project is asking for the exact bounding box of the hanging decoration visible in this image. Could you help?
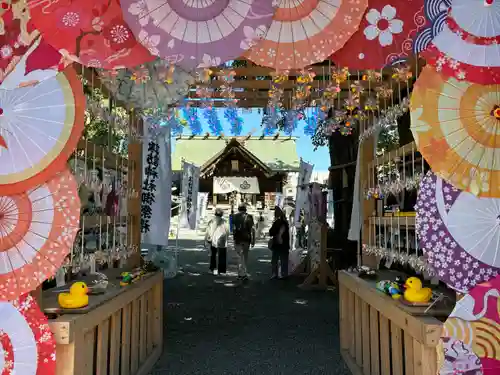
[421,0,500,84]
[245,0,368,69]
[292,70,315,110]
[283,109,300,136]
[413,0,451,54]
[218,69,238,108]
[0,294,57,374]
[224,107,244,136]
[183,106,203,135]
[194,68,214,108]
[122,0,276,71]
[331,1,427,69]
[141,141,160,234]
[304,108,320,137]
[438,275,500,374]
[416,171,500,293]
[0,66,85,195]
[410,66,500,197]
[203,107,224,136]
[365,172,422,199]
[99,59,194,111]
[143,109,184,137]
[29,0,154,69]
[0,169,81,300]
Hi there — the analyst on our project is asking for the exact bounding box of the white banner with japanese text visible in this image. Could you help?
[180,161,200,230]
[196,192,209,229]
[294,159,314,226]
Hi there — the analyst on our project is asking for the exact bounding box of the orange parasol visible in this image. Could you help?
[410,66,500,197]
[0,169,80,301]
[0,65,85,195]
[245,0,368,70]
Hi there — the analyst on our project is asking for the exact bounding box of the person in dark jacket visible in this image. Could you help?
[268,206,291,279]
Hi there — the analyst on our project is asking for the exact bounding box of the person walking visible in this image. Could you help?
[205,208,229,275]
[269,206,291,280]
[232,203,255,280]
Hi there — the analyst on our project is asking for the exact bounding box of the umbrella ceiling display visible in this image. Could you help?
[245,0,368,69]
[121,0,276,71]
[412,0,451,54]
[28,0,154,69]
[0,294,56,374]
[410,66,500,197]
[99,59,194,110]
[0,0,69,88]
[0,65,85,195]
[0,168,80,301]
[420,0,500,84]
[331,0,427,69]
[437,276,500,374]
[416,171,500,293]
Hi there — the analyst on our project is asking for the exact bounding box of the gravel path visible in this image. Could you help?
[151,239,350,375]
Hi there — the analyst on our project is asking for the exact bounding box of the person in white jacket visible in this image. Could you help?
[205,208,229,275]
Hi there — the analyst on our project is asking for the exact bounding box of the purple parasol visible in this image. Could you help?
[121,0,277,71]
[416,171,500,293]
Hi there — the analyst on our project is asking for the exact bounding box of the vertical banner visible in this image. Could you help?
[196,192,208,229]
[294,159,314,226]
[141,121,172,247]
[348,142,362,241]
[327,189,335,229]
[180,161,200,230]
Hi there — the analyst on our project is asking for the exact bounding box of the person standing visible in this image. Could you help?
[232,203,255,280]
[269,206,291,279]
[205,208,229,275]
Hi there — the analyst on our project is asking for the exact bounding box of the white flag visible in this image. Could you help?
[180,161,200,230]
[196,192,209,229]
[141,120,172,247]
[294,159,314,226]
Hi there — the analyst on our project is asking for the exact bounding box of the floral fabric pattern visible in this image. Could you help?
[122,0,276,70]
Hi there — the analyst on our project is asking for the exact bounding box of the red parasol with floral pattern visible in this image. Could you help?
[0,0,69,88]
[28,0,154,69]
[0,294,56,375]
[331,0,427,69]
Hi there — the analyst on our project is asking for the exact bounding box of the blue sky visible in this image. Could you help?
[172,107,330,170]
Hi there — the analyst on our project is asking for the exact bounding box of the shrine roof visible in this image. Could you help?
[172,136,300,172]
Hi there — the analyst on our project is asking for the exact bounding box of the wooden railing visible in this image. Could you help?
[49,272,163,375]
[339,272,442,375]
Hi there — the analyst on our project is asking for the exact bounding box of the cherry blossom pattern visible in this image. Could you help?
[331,0,427,69]
[29,0,154,69]
[415,171,500,293]
[0,294,56,375]
[0,169,81,300]
[123,0,276,71]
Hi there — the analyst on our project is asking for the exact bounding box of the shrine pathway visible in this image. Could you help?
[150,238,350,375]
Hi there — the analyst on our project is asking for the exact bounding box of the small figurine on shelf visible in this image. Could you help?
[403,277,432,303]
[376,280,402,299]
[58,282,89,309]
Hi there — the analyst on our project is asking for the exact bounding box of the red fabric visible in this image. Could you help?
[331,0,427,69]
[29,0,154,69]
[421,44,500,85]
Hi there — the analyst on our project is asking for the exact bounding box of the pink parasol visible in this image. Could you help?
[121,0,276,71]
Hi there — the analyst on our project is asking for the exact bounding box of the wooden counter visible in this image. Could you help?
[49,271,163,375]
[339,271,443,375]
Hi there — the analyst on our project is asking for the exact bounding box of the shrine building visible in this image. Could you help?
[172,135,300,206]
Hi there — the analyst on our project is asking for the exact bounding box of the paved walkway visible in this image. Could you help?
[151,239,350,375]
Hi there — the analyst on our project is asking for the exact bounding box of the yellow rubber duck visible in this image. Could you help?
[404,277,432,303]
[58,282,89,309]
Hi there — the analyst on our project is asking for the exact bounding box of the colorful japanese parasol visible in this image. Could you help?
[245,0,368,69]
[0,294,56,374]
[0,0,69,88]
[331,0,427,69]
[0,65,85,195]
[410,66,500,197]
[99,59,194,110]
[121,0,276,71]
[0,169,80,301]
[28,0,154,69]
[416,171,500,293]
[420,0,500,84]
[437,275,500,374]
[412,0,451,54]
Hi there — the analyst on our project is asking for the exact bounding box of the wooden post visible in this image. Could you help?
[128,111,143,268]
